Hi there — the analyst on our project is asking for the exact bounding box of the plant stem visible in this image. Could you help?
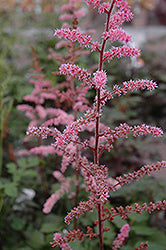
[98,203,104,250]
[95,2,115,249]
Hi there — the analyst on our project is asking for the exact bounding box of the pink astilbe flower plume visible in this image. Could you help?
[22,0,166,249]
[104,45,141,62]
[112,224,130,250]
[43,171,72,214]
[93,70,107,89]
[54,28,100,51]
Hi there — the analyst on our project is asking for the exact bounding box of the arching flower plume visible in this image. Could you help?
[20,0,166,249]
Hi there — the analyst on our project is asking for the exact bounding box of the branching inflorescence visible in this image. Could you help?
[21,0,166,249]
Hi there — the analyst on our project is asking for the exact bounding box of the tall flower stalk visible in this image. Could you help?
[25,0,166,249]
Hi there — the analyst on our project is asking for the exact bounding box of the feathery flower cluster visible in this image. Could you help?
[93,70,107,89]
[104,45,141,61]
[54,28,90,46]
[59,63,92,85]
[105,200,166,221]
[43,171,72,214]
[114,161,166,188]
[54,28,99,51]
[22,0,166,248]
[103,123,163,150]
[60,0,85,21]
[51,229,85,248]
[86,0,111,13]
[103,28,131,43]
[106,122,163,138]
[65,198,94,225]
[109,11,133,29]
[41,109,74,127]
[26,126,60,139]
[30,146,56,156]
[106,79,158,99]
[112,224,130,250]
[51,233,71,250]
[81,163,109,203]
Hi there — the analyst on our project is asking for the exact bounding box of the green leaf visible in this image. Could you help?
[149,231,166,246]
[6,162,17,174]
[0,181,4,189]
[103,224,116,246]
[79,209,97,226]
[22,170,37,177]
[40,222,63,233]
[144,242,165,250]
[26,157,39,168]
[28,231,45,249]
[131,225,158,236]
[17,158,27,168]
[128,210,149,222]
[113,215,127,229]
[69,241,86,250]
[13,174,21,183]
[4,183,18,197]
[11,217,26,231]
[17,157,39,169]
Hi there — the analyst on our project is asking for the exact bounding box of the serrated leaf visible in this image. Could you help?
[17,157,39,169]
[4,183,18,197]
[26,157,39,168]
[17,158,27,168]
[6,162,17,174]
[11,217,26,231]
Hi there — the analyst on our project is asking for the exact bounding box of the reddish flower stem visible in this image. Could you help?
[95,2,115,249]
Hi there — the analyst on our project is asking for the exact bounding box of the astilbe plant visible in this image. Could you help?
[25,0,166,249]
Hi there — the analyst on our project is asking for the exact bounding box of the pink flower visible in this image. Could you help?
[59,63,92,86]
[53,233,62,241]
[74,10,85,19]
[104,45,141,61]
[93,70,107,89]
[43,173,71,214]
[103,28,131,43]
[30,146,56,156]
[54,28,92,48]
[112,223,130,250]
[36,105,46,119]
[109,11,133,29]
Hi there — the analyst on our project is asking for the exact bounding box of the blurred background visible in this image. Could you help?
[0,0,166,249]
